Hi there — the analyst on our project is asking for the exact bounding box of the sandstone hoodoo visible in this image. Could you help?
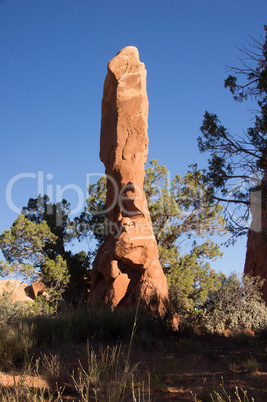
[244,172,267,303]
[89,46,172,317]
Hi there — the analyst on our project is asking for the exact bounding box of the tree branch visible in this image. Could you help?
[212,195,250,205]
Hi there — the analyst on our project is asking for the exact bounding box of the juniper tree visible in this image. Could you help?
[198,25,267,241]
[0,196,90,307]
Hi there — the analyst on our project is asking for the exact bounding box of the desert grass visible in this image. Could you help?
[0,303,266,400]
[209,378,255,402]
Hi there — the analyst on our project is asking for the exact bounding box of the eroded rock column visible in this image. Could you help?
[244,172,267,302]
[89,47,170,314]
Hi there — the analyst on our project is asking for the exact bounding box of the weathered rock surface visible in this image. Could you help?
[0,279,33,303]
[244,173,267,302]
[90,47,174,320]
[0,279,48,304]
[26,280,48,300]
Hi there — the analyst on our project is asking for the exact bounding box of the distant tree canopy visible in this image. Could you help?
[198,25,267,241]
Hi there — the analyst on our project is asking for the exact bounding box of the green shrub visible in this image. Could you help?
[243,356,260,374]
[0,290,28,325]
[200,273,267,334]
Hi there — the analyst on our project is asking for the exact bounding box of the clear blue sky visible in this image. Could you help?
[0,0,266,276]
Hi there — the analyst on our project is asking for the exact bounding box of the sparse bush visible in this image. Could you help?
[243,356,260,374]
[200,273,267,334]
[0,289,28,325]
[27,294,58,317]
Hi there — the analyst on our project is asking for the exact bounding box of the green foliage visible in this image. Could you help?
[22,195,73,254]
[64,250,91,305]
[42,255,69,292]
[145,160,226,314]
[168,253,226,317]
[198,25,267,239]
[22,196,91,305]
[0,288,28,325]
[0,214,56,280]
[41,255,70,307]
[0,196,91,307]
[145,159,225,263]
[0,212,69,308]
[28,294,58,316]
[200,273,267,334]
[243,356,260,374]
[74,175,107,247]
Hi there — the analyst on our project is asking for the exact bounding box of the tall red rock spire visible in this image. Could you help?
[89,47,172,315]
